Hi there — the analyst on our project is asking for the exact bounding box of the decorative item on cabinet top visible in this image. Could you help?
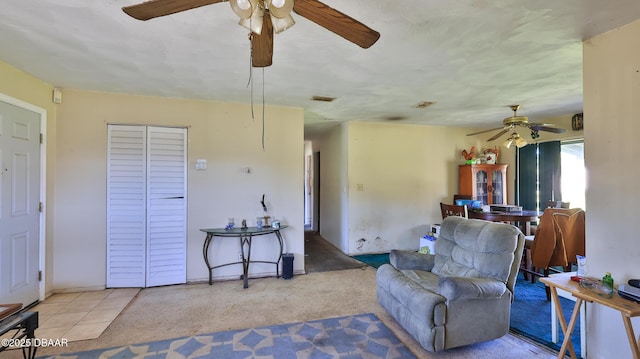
[571,113,584,131]
[461,146,476,164]
[461,146,500,164]
[483,147,499,164]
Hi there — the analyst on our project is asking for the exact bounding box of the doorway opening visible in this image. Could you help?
[304,141,320,233]
[560,140,585,210]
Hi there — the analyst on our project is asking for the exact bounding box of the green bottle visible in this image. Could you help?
[602,272,614,290]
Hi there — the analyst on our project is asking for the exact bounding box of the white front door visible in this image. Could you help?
[0,99,41,305]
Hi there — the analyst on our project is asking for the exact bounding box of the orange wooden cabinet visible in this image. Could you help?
[459,164,508,205]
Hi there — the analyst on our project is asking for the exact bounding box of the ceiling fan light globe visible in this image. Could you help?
[502,139,513,149]
[267,0,294,18]
[238,5,264,34]
[515,137,528,148]
[238,0,252,10]
[231,0,258,19]
[272,14,295,33]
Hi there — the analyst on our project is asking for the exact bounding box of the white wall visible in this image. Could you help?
[583,19,640,359]
[311,123,349,252]
[52,89,305,291]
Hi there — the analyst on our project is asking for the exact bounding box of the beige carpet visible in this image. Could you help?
[5,268,560,358]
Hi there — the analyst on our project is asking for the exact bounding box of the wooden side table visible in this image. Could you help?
[541,272,640,359]
[0,304,22,321]
[549,274,586,358]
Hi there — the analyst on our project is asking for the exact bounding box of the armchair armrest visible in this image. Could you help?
[389,250,435,271]
[439,277,507,301]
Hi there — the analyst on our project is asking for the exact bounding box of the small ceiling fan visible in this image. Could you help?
[467,105,567,147]
[122,0,380,67]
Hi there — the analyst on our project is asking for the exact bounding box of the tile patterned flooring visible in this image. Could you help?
[30,288,139,342]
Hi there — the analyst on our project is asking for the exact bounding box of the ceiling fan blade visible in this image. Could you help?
[529,124,567,133]
[122,0,227,21]
[293,0,380,48]
[467,126,507,136]
[487,128,511,141]
[252,10,274,67]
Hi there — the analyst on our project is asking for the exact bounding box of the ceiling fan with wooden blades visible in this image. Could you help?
[467,105,567,146]
[122,0,380,67]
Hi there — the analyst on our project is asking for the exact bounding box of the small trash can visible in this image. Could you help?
[282,253,294,280]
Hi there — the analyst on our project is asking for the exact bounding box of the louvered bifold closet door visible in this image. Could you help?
[107,125,187,288]
[145,127,187,287]
[107,125,147,287]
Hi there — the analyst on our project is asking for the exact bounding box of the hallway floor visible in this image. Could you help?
[304,231,365,273]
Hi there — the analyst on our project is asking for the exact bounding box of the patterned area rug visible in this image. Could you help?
[38,313,415,359]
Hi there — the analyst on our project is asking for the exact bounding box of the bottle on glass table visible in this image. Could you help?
[226,218,235,230]
[602,272,614,290]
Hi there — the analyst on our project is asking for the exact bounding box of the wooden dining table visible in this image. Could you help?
[468,209,541,235]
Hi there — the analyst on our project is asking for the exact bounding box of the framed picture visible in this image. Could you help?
[571,113,583,131]
[485,153,497,164]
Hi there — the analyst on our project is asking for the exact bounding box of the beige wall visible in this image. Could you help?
[584,19,640,359]
[1,61,306,295]
[52,90,304,291]
[347,121,484,254]
[311,121,491,254]
[308,113,581,256]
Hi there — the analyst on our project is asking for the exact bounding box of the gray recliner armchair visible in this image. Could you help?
[376,216,524,352]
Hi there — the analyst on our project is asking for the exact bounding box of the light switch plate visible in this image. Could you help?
[195,159,207,170]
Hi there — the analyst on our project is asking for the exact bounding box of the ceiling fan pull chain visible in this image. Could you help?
[247,32,254,88]
[261,67,266,152]
[247,32,255,122]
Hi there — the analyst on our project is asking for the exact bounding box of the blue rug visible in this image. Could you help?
[38,313,415,359]
[354,253,582,357]
[352,253,390,269]
[511,272,582,358]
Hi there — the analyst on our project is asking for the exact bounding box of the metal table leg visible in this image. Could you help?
[202,233,214,285]
[240,235,252,289]
[275,229,284,278]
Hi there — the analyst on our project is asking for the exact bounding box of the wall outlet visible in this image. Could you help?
[238,252,243,261]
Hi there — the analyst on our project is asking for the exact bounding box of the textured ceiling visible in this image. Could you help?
[3,1,640,137]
